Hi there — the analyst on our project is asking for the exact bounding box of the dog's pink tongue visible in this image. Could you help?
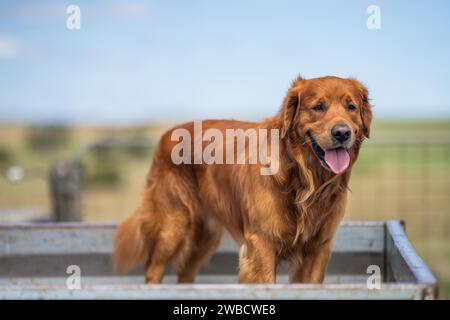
[324,149,350,174]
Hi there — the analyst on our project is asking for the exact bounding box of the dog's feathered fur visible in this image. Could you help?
[114,76,372,283]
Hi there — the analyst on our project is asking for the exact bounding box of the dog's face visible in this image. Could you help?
[281,76,372,174]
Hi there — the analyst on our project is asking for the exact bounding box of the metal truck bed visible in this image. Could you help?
[0,220,437,299]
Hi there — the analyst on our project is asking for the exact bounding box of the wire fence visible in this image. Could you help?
[348,143,450,219]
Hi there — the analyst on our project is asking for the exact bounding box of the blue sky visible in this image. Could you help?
[0,0,450,125]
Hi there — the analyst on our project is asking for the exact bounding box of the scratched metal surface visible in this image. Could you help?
[0,220,438,299]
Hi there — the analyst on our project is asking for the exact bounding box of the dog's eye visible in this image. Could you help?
[313,103,325,112]
[347,102,357,111]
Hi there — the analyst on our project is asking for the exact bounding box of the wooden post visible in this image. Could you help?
[49,160,83,221]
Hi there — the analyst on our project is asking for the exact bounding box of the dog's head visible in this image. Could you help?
[280,76,372,174]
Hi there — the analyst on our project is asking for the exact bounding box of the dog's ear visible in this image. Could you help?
[349,78,372,138]
[280,77,303,139]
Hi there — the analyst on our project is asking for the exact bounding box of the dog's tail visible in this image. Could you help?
[114,210,148,274]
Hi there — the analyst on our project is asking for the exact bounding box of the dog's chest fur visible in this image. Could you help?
[271,174,348,258]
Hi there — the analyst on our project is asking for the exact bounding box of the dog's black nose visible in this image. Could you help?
[331,125,351,143]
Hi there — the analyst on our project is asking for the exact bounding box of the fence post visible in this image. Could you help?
[49,160,83,221]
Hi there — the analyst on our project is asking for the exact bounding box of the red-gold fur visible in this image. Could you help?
[114,76,372,284]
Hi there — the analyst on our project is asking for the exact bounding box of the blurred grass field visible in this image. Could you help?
[0,121,449,296]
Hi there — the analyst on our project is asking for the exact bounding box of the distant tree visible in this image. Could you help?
[85,146,121,188]
[26,125,70,152]
[0,147,13,169]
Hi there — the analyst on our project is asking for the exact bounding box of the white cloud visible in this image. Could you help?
[0,35,19,60]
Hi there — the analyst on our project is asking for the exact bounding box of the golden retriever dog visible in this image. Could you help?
[114,75,372,284]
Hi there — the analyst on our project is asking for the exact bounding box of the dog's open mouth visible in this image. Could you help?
[308,133,350,174]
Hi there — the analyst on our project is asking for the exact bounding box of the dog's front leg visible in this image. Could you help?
[291,197,346,283]
[238,233,277,283]
[291,239,333,283]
